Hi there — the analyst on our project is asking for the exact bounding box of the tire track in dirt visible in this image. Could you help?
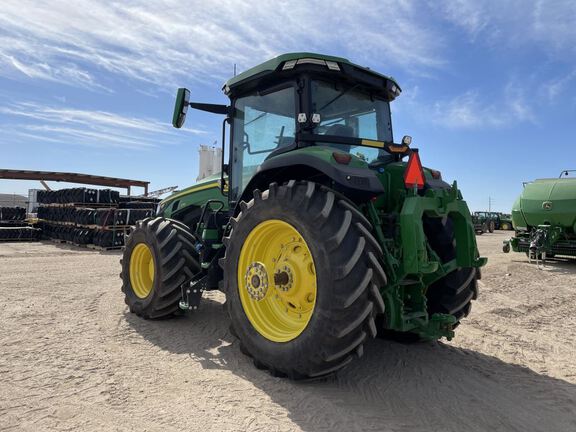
[2,238,576,431]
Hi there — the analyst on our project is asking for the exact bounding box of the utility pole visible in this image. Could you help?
[488,196,493,212]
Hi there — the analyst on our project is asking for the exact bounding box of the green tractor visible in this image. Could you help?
[472,212,497,233]
[472,212,490,234]
[499,213,514,231]
[503,171,576,260]
[120,53,486,379]
[483,211,512,231]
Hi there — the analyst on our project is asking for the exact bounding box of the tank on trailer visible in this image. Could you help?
[503,170,576,259]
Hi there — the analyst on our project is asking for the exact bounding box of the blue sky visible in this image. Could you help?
[1,0,575,211]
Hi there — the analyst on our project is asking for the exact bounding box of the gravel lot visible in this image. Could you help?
[1,232,576,431]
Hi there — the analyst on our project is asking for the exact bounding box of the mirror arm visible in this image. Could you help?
[189,102,231,115]
[220,117,230,197]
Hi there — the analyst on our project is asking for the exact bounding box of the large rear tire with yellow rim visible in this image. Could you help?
[221,181,386,379]
[121,217,201,319]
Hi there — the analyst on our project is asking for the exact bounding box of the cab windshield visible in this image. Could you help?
[311,80,393,163]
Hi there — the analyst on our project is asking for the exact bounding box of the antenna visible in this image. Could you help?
[233,63,237,77]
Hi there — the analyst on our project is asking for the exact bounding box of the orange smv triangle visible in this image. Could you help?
[404,150,426,189]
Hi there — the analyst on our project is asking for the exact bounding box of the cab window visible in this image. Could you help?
[231,86,296,199]
[311,80,392,163]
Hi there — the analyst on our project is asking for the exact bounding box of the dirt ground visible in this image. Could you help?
[1,232,576,432]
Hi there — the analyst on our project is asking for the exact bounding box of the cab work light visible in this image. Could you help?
[282,58,341,71]
[404,149,426,189]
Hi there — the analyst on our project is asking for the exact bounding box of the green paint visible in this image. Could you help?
[159,173,228,219]
[224,52,399,91]
[366,165,485,339]
[508,176,576,257]
[269,144,370,169]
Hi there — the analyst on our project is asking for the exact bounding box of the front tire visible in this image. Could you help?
[121,217,201,319]
[221,181,385,379]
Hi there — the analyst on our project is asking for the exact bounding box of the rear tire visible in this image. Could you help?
[121,217,201,319]
[379,217,479,342]
[488,221,495,233]
[427,267,478,323]
[221,181,386,379]
[425,217,479,326]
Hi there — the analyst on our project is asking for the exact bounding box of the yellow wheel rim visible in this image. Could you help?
[237,219,317,342]
[130,243,155,299]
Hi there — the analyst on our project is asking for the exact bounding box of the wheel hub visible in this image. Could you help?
[237,219,317,342]
[244,262,269,301]
[273,266,293,291]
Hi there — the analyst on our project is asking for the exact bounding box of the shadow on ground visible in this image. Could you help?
[126,297,576,432]
[510,255,576,275]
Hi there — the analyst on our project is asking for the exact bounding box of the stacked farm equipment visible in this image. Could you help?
[504,171,576,261]
[37,188,157,249]
[0,206,41,241]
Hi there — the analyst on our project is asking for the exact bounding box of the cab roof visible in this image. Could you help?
[223,52,401,99]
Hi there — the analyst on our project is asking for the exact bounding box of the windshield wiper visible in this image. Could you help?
[318,84,359,112]
[244,112,268,127]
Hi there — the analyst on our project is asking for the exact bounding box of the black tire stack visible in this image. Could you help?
[38,189,158,249]
[0,207,26,221]
[0,207,40,242]
[37,188,120,205]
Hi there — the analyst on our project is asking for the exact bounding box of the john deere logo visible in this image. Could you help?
[542,201,553,210]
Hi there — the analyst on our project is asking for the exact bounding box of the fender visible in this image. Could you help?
[237,147,385,208]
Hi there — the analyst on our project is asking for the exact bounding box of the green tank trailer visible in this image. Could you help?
[503,171,576,259]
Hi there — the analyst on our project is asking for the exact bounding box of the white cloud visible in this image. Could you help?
[440,0,489,38]
[0,0,445,90]
[426,81,535,129]
[437,0,576,52]
[0,102,205,150]
[542,69,576,102]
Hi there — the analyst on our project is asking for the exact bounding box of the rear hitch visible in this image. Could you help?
[179,274,207,311]
[527,226,553,266]
[416,313,456,341]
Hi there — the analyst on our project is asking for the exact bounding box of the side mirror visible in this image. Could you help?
[402,135,412,146]
[172,88,190,128]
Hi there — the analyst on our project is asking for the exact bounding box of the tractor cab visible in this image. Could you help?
[173,53,411,206]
